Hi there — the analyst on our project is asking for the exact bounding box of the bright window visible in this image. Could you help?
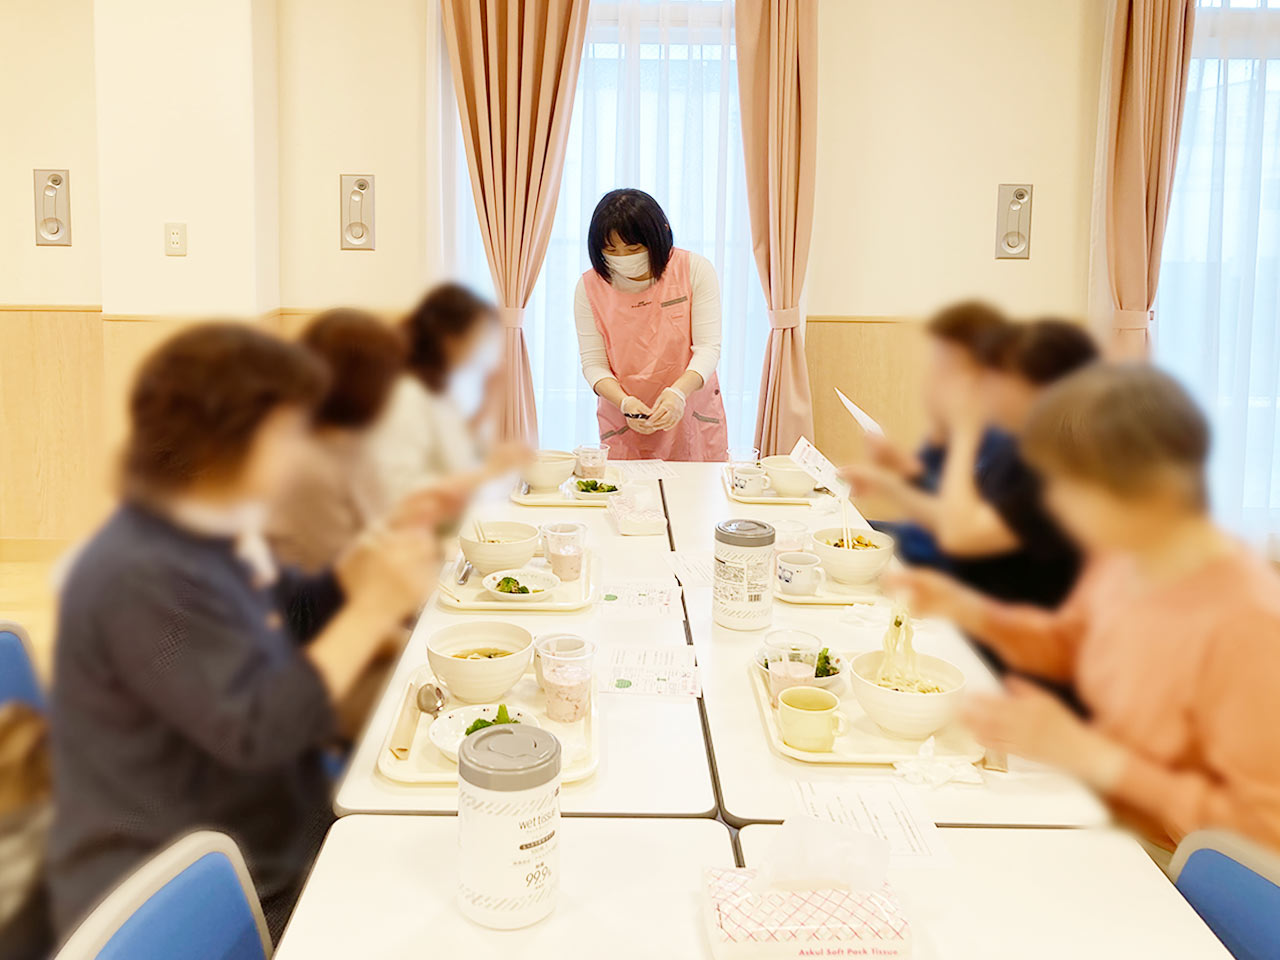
[441,0,767,451]
[1156,0,1280,545]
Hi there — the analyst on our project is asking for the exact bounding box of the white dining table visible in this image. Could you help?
[738,824,1232,959]
[661,462,1108,827]
[275,815,735,959]
[334,477,717,817]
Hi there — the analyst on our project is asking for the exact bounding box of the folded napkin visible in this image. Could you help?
[893,735,984,787]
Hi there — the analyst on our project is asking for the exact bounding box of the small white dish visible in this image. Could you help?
[571,479,622,502]
[481,567,560,602]
[427,704,541,762]
[753,649,845,692]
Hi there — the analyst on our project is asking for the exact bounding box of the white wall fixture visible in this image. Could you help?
[164,222,187,256]
[994,183,1033,259]
[34,169,72,246]
[340,174,374,250]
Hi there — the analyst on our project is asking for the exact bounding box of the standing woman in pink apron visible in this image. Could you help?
[574,189,730,461]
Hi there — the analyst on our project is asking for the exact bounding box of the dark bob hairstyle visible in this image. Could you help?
[976,318,1099,386]
[402,283,496,393]
[123,323,327,494]
[301,308,407,429]
[924,300,1008,356]
[587,188,674,283]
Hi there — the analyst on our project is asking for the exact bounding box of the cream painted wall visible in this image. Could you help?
[0,0,101,306]
[276,0,444,313]
[93,0,279,316]
[807,0,1107,320]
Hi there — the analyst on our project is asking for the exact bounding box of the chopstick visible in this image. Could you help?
[840,498,852,548]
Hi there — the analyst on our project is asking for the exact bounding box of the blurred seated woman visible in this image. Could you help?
[369,283,529,506]
[48,324,437,941]
[848,319,1097,608]
[898,364,1280,854]
[268,308,409,572]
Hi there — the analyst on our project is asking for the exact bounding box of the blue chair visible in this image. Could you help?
[1170,829,1280,960]
[0,620,44,710]
[53,831,272,960]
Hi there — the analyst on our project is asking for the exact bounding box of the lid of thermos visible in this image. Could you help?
[458,725,562,791]
[715,518,776,547]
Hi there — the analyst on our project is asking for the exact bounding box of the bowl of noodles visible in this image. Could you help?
[848,607,965,738]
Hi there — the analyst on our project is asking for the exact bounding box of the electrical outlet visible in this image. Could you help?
[164,222,187,257]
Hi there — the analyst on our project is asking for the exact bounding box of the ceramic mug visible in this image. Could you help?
[732,465,772,497]
[775,552,825,596]
[778,686,849,752]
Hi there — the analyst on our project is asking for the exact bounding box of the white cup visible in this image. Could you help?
[778,686,849,753]
[775,551,826,596]
[732,465,772,497]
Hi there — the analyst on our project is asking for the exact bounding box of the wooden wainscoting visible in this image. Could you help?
[804,316,930,467]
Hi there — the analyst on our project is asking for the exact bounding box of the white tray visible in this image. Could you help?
[747,661,985,765]
[436,554,599,612]
[775,579,881,606]
[377,664,600,785]
[510,466,625,507]
[720,466,831,506]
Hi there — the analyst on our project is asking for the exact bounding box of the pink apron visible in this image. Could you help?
[581,248,729,461]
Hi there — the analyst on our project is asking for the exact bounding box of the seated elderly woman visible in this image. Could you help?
[898,364,1280,856]
[47,324,437,940]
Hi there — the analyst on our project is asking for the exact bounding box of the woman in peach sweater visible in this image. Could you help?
[900,364,1280,852]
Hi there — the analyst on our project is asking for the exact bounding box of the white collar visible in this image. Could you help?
[168,498,278,587]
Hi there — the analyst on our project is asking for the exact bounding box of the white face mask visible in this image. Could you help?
[603,249,651,282]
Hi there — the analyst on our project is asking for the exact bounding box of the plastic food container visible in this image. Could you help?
[713,519,775,631]
[458,725,562,929]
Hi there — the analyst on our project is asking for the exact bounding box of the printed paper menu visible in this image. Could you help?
[598,580,684,619]
[598,645,700,697]
[793,781,948,863]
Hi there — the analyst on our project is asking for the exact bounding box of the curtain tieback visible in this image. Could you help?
[1115,308,1153,332]
[498,306,526,329]
[768,307,800,329]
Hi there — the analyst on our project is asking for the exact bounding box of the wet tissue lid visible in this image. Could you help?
[458,725,562,791]
[715,518,776,547]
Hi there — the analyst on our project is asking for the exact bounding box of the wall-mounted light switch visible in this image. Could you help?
[165,222,187,256]
[34,169,72,246]
[995,183,1032,260]
[340,175,375,250]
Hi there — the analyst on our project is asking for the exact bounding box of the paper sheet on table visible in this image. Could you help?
[793,781,948,863]
[788,437,849,495]
[620,459,678,481]
[598,580,684,620]
[598,645,700,697]
[834,388,885,437]
[665,552,715,587]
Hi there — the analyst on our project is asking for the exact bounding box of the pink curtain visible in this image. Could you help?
[736,0,818,457]
[442,0,590,443]
[1103,0,1195,359]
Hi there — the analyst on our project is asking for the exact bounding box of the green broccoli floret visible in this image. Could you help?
[814,647,838,678]
[496,576,522,594]
[465,704,519,736]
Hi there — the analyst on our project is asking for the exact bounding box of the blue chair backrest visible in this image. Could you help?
[96,852,268,960]
[0,626,44,711]
[1176,847,1280,960]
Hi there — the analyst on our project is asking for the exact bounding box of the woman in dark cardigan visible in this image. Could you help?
[47,324,437,942]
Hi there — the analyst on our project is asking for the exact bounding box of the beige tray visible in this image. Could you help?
[720,466,832,507]
[510,466,625,507]
[377,664,599,785]
[775,579,880,606]
[436,554,599,612]
[747,661,985,765]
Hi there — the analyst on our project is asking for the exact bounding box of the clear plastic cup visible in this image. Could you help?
[772,519,809,555]
[762,630,820,704]
[538,635,595,722]
[574,443,610,480]
[542,522,588,582]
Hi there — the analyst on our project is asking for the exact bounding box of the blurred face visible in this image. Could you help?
[236,405,312,502]
[981,370,1037,432]
[445,311,501,374]
[923,340,979,422]
[1041,472,1184,554]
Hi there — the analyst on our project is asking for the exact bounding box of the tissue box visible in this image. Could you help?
[606,492,668,536]
[703,868,911,959]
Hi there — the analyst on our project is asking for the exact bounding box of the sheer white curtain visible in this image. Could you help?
[441,0,767,451]
[1155,0,1280,549]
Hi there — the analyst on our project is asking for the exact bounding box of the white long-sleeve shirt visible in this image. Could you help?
[573,250,722,389]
